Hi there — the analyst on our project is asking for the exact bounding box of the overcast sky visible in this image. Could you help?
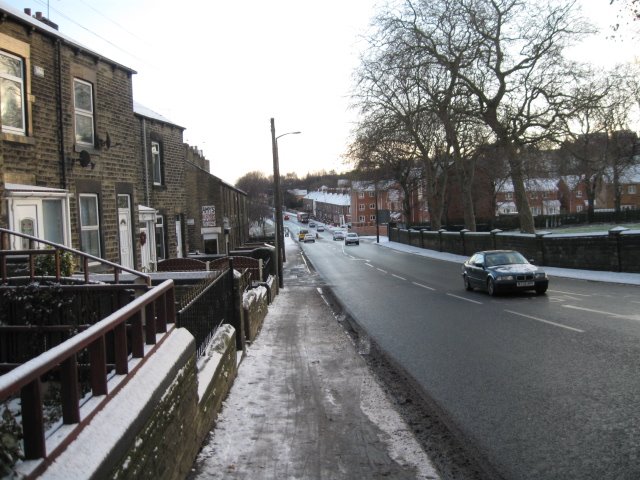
[3,0,637,186]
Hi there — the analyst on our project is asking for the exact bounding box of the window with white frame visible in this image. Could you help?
[358,215,365,222]
[629,185,637,194]
[358,192,364,198]
[368,191,375,197]
[155,214,166,260]
[576,204,583,212]
[0,51,26,135]
[369,214,376,221]
[359,203,365,211]
[505,192,513,200]
[576,190,582,198]
[79,194,101,257]
[151,141,162,185]
[74,78,94,146]
[369,203,375,209]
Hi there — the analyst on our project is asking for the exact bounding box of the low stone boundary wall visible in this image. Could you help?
[41,325,239,480]
[389,227,640,272]
[242,286,269,342]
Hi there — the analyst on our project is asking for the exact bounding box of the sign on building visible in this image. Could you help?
[202,205,216,227]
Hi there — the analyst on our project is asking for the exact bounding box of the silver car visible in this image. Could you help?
[344,232,359,246]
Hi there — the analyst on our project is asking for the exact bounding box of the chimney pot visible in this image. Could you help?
[24,8,31,15]
[35,11,42,19]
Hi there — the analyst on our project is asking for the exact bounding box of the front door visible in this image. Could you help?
[175,216,183,258]
[13,203,39,250]
[118,209,134,269]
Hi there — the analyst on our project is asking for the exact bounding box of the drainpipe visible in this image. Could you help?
[56,40,67,189]
[142,118,149,205]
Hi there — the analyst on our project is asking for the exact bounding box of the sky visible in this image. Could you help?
[2,0,638,186]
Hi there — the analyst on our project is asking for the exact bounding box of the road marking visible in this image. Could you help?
[412,282,435,291]
[505,309,584,333]
[549,289,590,297]
[562,304,635,319]
[377,268,387,274]
[365,263,374,268]
[392,274,406,281]
[447,293,483,305]
[300,252,311,274]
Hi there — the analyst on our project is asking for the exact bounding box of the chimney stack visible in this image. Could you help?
[23,8,31,16]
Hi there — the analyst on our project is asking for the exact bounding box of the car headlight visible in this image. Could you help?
[535,272,547,279]
[496,275,514,282]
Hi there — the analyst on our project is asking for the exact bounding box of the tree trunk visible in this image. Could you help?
[505,144,535,233]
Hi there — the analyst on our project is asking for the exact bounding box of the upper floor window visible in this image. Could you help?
[576,190,583,198]
[358,203,365,211]
[368,191,375,197]
[0,51,25,135]
[151,141,163,185]
[369,203,375,209]
[505,192,513,200]
[358,192,364,198]
[629,185,637,195]
[74,78,94,146]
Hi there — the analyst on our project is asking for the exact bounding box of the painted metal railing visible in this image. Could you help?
[0,279,176,477]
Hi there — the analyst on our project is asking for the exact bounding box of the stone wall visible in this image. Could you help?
[242,286,269,342]
[389,227,640,272]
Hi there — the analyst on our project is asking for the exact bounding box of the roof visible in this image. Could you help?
[133,102,185,129]
[498,178,560,193]
[304,191,351,206]
[0,2,136,74]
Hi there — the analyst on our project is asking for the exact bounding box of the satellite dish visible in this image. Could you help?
[79,150,92,167]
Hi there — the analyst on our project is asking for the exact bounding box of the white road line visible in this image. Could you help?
[548,289,590,297]
[377,268,387,274]
[392,274,406,281]
[300,253,311,274]
[447,293,483,305]
[505,309,584,333]
[412,282,435,291]
[562,304,628,318]
[365,263,374,268]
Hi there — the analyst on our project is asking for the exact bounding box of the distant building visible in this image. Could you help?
[302,190,351,225]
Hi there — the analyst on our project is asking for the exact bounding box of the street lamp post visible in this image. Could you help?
[270,118,300,288]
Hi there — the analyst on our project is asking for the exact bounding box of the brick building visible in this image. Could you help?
[0,5,248,269]
[184,146,248,255]
[134,102,187,269]
[302,189,350,225]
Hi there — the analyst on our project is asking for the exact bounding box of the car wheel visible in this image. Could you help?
[535,286,547,295]
[464,275,473,291]
[487,278,497,296]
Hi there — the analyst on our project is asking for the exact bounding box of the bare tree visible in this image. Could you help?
[376,0,591,232]
[235,171,272,232]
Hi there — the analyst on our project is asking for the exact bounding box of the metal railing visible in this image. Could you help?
[0,279,176,477]
[0,228,151,286]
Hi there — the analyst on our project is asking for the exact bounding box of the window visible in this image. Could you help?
[151,141,163,185]
[369,214,376,221]
[79,194,101,257]
[576,190,582,198]
[155,214,166,260]
[358,215,365,222]
[368,191,375,197]
[576,205,583,213]
[629,185,637,195]
[369,203,375,209]
[505,192,513,200]
[530,192,537,199]
[358,192,364,198]
[0,51,25,135]
[74,78,94,146]
[358,203,365,211]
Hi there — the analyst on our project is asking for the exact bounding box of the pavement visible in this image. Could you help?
[188,236,451,480]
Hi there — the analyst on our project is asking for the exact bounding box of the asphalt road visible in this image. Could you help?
[288,220,640,480]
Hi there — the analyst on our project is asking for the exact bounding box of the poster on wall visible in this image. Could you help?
[202,205,216,227]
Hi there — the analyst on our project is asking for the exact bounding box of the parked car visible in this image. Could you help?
[317,225,325,232]
[332,230,346,241]
[344,232,359,246]
[462,250,548,296]
[298,229,309,241]
[303,233,316,243]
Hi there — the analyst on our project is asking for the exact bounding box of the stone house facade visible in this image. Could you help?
[0,5,247,269]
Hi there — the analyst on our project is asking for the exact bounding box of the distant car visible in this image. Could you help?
[298,229,309,241]
[332,230,346,241]
[462,250,549,296]
[303,233,316,243]
[317,225,325,232]
[344,232,359,246]
[309,222,316,228]
[284,214,290,220]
